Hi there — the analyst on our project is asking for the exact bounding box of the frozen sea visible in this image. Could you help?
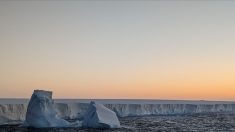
[1,113,235,132]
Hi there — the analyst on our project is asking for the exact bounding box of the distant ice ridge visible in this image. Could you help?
[1,99,235,125]
[55,103,235,118]
[105,104,235,117]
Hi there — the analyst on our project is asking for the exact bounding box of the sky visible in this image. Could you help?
[0,1,235,100]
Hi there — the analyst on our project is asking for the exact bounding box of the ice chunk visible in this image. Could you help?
[82,101,120,128]
[24,90,70,128]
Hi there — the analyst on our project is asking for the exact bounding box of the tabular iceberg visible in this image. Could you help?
[82,101,120,128]
[24,90,70,128]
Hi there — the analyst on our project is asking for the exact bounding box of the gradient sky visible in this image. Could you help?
[0,1,235,100]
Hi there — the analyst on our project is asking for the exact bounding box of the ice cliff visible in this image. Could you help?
[105,103,235,117]
[0,104,27,125]
[54,103,235,118]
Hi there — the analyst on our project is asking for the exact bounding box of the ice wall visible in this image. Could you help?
[55,103,235,118]
[105,104,235,117]
[0,104,27,125]
[1,102,235,125]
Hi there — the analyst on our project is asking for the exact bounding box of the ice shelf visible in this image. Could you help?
[1,99,235,125]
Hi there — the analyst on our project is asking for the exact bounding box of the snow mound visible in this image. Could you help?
[24,90,70,128]
[82,101,120,128]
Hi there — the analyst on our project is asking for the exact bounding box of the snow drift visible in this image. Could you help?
[24,90,70,128]
[82,101,120,128]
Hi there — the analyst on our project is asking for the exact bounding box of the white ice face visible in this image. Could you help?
[82,101,120,128]
[24,90,70,128]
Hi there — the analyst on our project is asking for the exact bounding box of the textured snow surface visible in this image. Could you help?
[24,90,70,128]
[1,99,235,125]
[82,101,120,128]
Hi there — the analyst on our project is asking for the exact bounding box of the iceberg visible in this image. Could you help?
[82,101,120,128]
[24,90,70,128]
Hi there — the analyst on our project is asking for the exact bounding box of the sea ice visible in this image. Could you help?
[82,101,120,128]
[24,90,70,128]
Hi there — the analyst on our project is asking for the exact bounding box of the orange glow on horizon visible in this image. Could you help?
[0,1,235,101]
